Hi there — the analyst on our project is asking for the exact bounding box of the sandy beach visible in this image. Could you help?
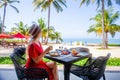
[42,44,120,58]
[0,44,120,58]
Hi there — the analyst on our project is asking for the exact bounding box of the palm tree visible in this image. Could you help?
[54,31,63,43]
[0,17,2,33]
[14,21,29,36]
[49,31,63,43]
[0,0,19,33]
[88,8,120,48]
[80,0,120,48]
[33,0,67,44]
[38,18,47,43]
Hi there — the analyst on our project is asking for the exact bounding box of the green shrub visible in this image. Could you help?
[0,57,12,64]
[0,57,120,66]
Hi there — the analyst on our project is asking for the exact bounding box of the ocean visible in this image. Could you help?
[63,38,120,44]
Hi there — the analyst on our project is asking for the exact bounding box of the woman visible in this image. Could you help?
[25,24,59,80]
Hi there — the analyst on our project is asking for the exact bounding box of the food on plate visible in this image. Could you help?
[50,51,59,57]
[61,50,69,55]
[72,49,78,56]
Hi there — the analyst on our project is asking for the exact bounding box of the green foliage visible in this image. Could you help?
[33,0,67,12]
[37,18,63,43]
[0,57,120,66]
[13,21,29,35]
[107,58,120,66]
[108,44,120,46]
[0,57,12,64]
[88,8,120,37]
[0,17,2,33]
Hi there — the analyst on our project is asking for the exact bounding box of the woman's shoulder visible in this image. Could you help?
[29,42,38,48]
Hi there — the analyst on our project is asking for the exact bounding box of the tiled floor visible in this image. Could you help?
[0,69,120,80]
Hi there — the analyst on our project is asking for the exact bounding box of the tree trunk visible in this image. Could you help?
[45,5,51,45]
[56,38,58,44]
[101,0,106,48]
[2,4,7,33]
[41,36,43,43]
[105,32,108,48]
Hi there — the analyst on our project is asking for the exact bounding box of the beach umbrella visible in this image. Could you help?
[25,35,30,39]
[0,33,12,38]
[13,32,25,38]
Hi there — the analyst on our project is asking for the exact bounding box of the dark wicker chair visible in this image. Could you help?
[10,48,49,80]
[70,53,111,80]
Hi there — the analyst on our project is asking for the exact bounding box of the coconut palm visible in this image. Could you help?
[80,0,120,48]
[88,8,120,48]
[0,17,2,33]
[14,21,29,36]
[0,0,19,33]
[49,31,63,43]
[54,31,63,43]
[38,18,47,43]
[33,0,67,44]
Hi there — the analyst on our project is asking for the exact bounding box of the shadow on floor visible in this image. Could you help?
[0,69,120,80]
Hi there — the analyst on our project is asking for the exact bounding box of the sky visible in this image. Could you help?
[0,0,120,39]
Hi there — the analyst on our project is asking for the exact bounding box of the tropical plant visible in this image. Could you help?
[80,0,120,48]
[38,18,47,43]
[0,0,19,33]
[33,0,67,44]
[0,17,2,33]
[13,21,29,35]
[49,31,63,43]
[54,31,63,43]
[37,18,63,43]
[88,8,120,48]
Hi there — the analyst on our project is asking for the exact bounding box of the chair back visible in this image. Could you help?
[89,53,111,79]
[10,48,26,80]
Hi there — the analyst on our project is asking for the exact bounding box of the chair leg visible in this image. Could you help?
[103,73,106,80]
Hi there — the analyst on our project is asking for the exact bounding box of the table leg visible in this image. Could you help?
[64,63,72,80]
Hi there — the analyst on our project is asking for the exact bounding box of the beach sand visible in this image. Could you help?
[42,44,120,58]
[0,44,120,58]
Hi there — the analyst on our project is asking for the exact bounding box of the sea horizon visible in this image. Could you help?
[62,38,120,44]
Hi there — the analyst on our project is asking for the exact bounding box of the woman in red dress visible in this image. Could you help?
[25,24,59,80]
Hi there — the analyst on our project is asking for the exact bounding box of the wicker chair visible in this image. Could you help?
[10,48,49,80]
[70,53,111,80]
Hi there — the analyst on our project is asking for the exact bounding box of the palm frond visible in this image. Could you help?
[96,0,101,9]
[33,0,45,11]
[8,0,20,3]
[41,1,50,11]
[115,0,120,5]
[53,1,63,12]
[80,0,93,6]
[107,0,112,6]
[10,5,19,13]
[57,0,67,8]
[0,3,5,8]
[110,11,120,24]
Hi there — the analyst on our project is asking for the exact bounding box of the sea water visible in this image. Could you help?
[63,38,120,44]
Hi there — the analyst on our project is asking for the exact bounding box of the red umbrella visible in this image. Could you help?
[0,33,12,38]
[13,32,25,38]
[25,35,30,39]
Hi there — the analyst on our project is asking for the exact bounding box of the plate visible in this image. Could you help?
[49,51,60,57]
[72,53,88,57]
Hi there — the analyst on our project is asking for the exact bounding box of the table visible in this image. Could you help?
[45,52,92,80]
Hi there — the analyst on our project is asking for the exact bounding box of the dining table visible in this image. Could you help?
[45,51,92,80]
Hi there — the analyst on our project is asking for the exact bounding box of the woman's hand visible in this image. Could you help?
[44,46,53,54]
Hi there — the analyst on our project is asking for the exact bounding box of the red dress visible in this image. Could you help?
[25,42,53,80]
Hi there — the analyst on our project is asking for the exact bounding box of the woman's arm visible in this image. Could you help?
[25,45,29,59]
[32,46,53,63]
